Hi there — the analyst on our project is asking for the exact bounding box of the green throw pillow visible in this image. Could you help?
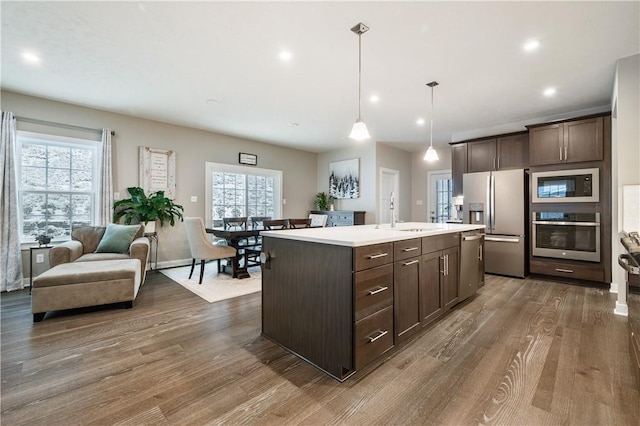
[95,224,141,254]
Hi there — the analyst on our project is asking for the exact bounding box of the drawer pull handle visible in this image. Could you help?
[367,253,388,259]
[402,260,419,266]
[555,268,574,273]
[368,330,388,343]
[368,286,389,295]
[402,247,419,252]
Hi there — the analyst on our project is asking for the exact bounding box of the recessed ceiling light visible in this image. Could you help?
[206,99,219,104]
[369,95,379,103]
[21,51,41,64]
[416,118,425,126]
[279,50,292,62]
[290,122,299,128]
[543,87,556,97]
[523,39,540,51]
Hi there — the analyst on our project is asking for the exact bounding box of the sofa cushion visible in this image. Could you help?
[96,224,141,254]
[76,253,130,262]
[33,259,140,288]
[72,226,106,254]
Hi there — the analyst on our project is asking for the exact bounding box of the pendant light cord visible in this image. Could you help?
[430,85,434,148]
[358,33,362,119]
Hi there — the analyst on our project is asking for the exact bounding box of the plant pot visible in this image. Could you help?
[144,221,156,234]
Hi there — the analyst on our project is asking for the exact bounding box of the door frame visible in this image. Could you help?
[379,167,400,224]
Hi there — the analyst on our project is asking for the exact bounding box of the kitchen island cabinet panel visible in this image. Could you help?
[261,237,354,380]
[355,306,394,370]
[420,251,444,326]
[442,246,460,310]
[394,254,421,342]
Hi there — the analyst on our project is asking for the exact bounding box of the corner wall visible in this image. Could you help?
[2,90,317,271]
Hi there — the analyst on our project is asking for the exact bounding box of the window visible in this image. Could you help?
[17,131,100,242]
[205,162,282,227]
[428,171,452,223]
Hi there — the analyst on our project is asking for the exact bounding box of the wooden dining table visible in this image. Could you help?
[206,228,261,279]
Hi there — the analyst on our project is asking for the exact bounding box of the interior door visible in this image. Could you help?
[379,168,399,224]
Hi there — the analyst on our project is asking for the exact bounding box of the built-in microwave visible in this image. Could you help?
[531,168,599,203]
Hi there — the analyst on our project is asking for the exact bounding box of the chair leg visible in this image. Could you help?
[33,312,46,322]
[189,258,196,279]
[217,259,222,273]
[199,259,205,284]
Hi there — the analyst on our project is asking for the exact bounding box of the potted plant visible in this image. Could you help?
[113,187,184,233]
[315,192,334,211]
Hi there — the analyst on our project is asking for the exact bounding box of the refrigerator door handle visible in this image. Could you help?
[486,175,492,231]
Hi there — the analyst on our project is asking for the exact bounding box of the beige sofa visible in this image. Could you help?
[31,225,150,322]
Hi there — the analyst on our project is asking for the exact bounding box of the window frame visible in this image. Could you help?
[204,162,283,228]
[16,131,101,245]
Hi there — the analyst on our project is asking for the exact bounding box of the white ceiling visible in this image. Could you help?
[2,1,639,154]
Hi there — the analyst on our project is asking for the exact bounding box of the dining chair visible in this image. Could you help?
[223,217,248,230]
[250,216,271,229]
[289,218,311,229]
[308,214,328,228]
[263,219,289,230]
[184,217,237,284]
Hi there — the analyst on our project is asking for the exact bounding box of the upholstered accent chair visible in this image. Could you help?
[184,217,237,284]
[309,213,328,228]
[49,224,150,283]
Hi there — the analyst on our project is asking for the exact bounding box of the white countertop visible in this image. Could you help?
[260,222,486,247]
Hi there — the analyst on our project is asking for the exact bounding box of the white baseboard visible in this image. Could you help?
[610,282,619,294]
[152,259,192,270]
[614,301,629,316]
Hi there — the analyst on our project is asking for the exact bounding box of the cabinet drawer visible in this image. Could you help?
[422,233,460,253]
[354,264,393,321]
[394,238,422,261]
[354,306,394,371]
[530,259,605,282]
[354,243,393,271]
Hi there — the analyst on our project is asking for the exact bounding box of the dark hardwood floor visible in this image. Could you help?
[2,272,638,425]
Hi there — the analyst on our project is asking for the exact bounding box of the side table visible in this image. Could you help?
[30,245,53,294]
[145,232,158,270]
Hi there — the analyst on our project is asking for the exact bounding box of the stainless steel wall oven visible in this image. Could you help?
[532,212,600,262]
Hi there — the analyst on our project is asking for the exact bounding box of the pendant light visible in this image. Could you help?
[349,22,370,141]
[423,81,439,162]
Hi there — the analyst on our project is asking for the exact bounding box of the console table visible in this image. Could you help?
[310,210,365,227]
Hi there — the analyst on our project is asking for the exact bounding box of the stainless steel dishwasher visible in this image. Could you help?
[459,231,485,301]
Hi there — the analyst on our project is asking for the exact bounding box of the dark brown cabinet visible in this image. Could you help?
[421,233,460,317]
[451,144,467,197]
[529,116,603,166]
[419,251,444,326]
[393,238,422,343]
[468,133,529,172]
[441,246,460,310]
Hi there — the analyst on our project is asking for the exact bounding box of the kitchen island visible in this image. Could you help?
[260,222,485,381]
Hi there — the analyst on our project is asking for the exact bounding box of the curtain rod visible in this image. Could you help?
[15,116,115,136]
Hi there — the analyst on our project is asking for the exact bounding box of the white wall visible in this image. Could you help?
[611,54,640,316]
[317,140,377,223]
[3,90,318,269]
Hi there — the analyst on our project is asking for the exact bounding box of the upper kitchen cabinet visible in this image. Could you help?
[528,116,604,166]
[451,144,467,197]
[467,132,529,173]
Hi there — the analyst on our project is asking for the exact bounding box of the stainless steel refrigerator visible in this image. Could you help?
[463,169,526,278]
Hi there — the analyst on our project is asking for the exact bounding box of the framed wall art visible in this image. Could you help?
[139,146,176,198]
[329,158,360,199]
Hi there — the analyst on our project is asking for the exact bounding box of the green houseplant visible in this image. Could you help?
[314,191,334,211]
[113,187,184,232]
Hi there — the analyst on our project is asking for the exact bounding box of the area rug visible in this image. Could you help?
[160,264,262,303]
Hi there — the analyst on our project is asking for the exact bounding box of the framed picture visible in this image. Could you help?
[239,152,257,165]
[139,146,176,198]
[329,158,360,199]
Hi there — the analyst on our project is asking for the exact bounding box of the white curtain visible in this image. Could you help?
[98,129,113,226]
[0,111,24,291]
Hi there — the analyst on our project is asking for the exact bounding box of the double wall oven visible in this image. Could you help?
[531,167,601,263]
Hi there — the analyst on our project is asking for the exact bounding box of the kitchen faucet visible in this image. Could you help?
[390,191,396,228]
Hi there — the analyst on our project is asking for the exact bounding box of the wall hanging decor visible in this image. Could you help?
[329,158,360,199]
[139,146,176,199]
